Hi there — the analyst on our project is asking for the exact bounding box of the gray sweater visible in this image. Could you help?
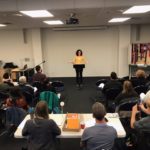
[22,118,61,150]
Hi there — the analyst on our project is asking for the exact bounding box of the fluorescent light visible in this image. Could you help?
[108,17,130,23]
[0,24,6,27]
[44,20,63,25]
[20,10,53,18]
[123,5,150,14]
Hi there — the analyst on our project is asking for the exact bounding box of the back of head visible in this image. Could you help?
[19,76,27,84]
[135,69,146,78]
[35,65,41,72]
[3,72,10,79]
[92,102,106,121]
[35,101,49,119]
[3,73,11,82]
[123,80,133,93]
[110,72,117,80]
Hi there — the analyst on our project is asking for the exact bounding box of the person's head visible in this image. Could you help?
[135,69,146,78]
[76,49,83,56]
[3,72,10,79]
[110,72,118,80]
[92,102,106,121]
[122,80,134,93]
[35,65,42,73]
[144,91,150,109]
[19,76,27,84]
[3,72,11,82]
[35,101,49,119]
[9,87,24,107]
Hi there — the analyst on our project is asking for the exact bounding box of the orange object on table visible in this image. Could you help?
[63,113,80,131]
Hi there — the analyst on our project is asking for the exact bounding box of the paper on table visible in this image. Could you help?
[107,121,123,131]
[106,113,119,118]
[50,115,64,126]
[85,119,95,128]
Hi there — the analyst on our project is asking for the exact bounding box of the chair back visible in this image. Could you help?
[32,81,42,91]
[105,88,121,101]
[39,91,60,113]
[134,85,147,95]
[51,81,64,92]
[136,129,150,150]
[22,91,33,106]
[96,79,107,87]
[6,107,26,127]
[115,98,138,118]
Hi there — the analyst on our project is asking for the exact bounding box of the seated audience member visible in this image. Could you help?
[131,91,150,130]
[81,102,117,150]
[22,101,61,150]
[103,72,122,93]
[131,69,147,87]
[115,80,139,105]
[0,72,14,92]
[18,76,34,96]
[42,78,56,93]
[32,65,46,83]
[9,87,28,111]
[5,96,27,129]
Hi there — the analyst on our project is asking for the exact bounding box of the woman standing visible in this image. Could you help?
[72,49,86,87]
[22,101,61,150]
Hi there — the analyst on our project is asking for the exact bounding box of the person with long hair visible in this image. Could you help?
[115,80,139,105]
[72,49,86,87]
[22,101,61,150]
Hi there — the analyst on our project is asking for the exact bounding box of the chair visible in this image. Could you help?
[115,98,138,118]
[115,98,139,146]
[134,85,147,95]
[96,79,108,87]
[39,91,60,113]
[22,91,33,106]
[32,81,42,92]
[136,129,150,150]
[105,88,122,111]
[0,107,27,137]
[51,81,64,92]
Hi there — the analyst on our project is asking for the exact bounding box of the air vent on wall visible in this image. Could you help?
[52,25,108,31]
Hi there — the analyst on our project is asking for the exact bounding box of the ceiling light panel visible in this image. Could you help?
[44,20,63,25]
[123,5,150,14]
[20,10,53,18]
[109,18,131,23]
[0,24,7,27]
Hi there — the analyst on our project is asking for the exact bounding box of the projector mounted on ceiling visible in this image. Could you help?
[66,13,79,25]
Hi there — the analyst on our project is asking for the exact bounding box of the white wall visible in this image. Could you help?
[0,29,34,68]
[118,25,131,77]
[42,26,119,77]
[0,25,150,78]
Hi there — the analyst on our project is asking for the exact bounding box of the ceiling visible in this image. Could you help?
[0,0,150,29]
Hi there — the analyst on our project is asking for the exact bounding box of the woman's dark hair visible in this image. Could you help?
[122,80,134,94]
[35,65,41,72]
[110,72,118,80]
[76,49,83,56]
[92,102,106,121]
[3,72,10,79]
[35,101,49,119]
